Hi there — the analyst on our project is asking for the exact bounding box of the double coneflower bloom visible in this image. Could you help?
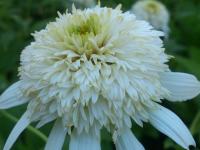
[0,5,200,150]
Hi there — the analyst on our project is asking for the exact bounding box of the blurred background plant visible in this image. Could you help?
[0,0,200,149]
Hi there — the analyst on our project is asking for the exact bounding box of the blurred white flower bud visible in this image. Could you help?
[71,0,96,8]
[132,0,170,37]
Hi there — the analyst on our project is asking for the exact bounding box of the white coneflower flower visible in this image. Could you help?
[0,5,200,150]
[131,0,170,36]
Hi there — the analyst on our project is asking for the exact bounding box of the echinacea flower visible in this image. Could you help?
[1,5,200,150]
[131,0,170,36]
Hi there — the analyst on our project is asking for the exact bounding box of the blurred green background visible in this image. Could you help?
[0,0,200,149]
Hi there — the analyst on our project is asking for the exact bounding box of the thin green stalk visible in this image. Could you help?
[190,111,200,134]
[0,110,48,142]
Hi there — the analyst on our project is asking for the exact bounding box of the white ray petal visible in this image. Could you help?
[148,104,196,150]
[115,128,145,150]
[36,114,57,128]
[69,129,101,150]
[160,72,200,101]
[0,81,29,109]
[44,119,67,150]
[3,112,31,150]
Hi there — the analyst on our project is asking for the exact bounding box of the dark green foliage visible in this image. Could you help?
[0,0,200,149]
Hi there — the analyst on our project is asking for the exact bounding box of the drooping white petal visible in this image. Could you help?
[160,72,200,101]
[44,119,67,150]
[115,128,145,150]
[3,112,31,150]
[148,104,196,150]
[69,129,101,150]
[0,81,29,109]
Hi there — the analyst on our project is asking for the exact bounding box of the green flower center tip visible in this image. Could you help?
[66,14,104,58]
[68,14,101,37]
[145,2,160,13]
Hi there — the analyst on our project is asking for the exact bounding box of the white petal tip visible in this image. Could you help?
[148,105,196,150]
[160,72,200,102]
[0,81,29,109]
[115,128,145,150]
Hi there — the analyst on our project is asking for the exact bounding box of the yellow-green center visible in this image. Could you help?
[145,2,160,13]
[68,14,101,36]
[66,13,104,58]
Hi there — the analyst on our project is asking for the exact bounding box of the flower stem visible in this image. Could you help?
[0,110,48,142]
[190,111,200,134]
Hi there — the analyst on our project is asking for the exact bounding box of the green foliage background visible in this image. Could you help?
[0,0,200,149]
